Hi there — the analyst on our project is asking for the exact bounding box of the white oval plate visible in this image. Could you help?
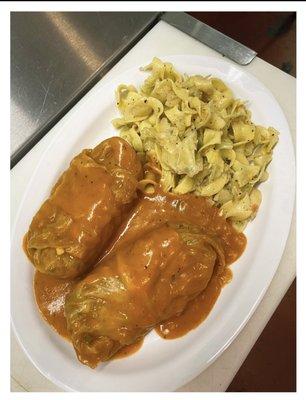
[11,55,295,392]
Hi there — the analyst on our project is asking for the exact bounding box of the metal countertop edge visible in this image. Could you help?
[161,12,257,65]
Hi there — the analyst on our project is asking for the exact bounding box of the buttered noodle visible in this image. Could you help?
[112,58,279,231]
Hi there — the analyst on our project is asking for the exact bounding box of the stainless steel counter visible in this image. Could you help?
[11,12,160,166]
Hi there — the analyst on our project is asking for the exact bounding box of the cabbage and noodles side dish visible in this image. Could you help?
[112,58,279,231]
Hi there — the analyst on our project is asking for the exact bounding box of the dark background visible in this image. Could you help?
[189,12,296,77]
[189,12,296,392]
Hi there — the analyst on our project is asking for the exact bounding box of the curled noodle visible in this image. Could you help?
[112,58,279,231]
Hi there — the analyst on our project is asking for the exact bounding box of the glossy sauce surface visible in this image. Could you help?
[34,271,145,360]
[156,268,232,339]
[34,189,246,360]
[25,137,142,279]
[34,271,77,339]
[65,224,218,367]
[103,190,246,266]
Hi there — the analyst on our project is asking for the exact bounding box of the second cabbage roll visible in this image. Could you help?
[65,224,221,368]
[24,137,142,278]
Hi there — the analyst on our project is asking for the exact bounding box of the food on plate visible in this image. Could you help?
[24,57,284,369]
[24,137,142,278]
[34,271,79,338]
[65,225,216,367]
[34,269,144,359]
[112,57,279,231]
[64,190,246,367]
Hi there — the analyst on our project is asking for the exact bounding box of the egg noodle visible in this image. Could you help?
[112,58,279,231]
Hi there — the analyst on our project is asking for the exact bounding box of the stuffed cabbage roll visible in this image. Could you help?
[65,224,221,367]
[24,137,142,278]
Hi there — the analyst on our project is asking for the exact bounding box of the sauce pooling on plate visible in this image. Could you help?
[156,269,232,339]
[34,189,246,361]
[34,272,78,339]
